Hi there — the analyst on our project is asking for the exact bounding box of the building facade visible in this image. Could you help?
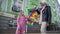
[0,0,60,32]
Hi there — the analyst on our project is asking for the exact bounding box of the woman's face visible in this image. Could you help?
[40,3,46,7]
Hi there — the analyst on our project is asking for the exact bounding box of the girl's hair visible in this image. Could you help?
[19,10,24,16]
[20,10,24,13]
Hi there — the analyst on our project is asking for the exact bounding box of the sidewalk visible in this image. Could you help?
[28,33,60,34]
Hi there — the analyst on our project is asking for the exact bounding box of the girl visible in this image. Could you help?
[16,11,28,34]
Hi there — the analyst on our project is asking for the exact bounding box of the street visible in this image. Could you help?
[0,33,60,34]
[28,33,60,34]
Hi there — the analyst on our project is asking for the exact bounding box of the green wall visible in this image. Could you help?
[7,0,12,12]
[7,0,15,14]
[49,0,56,23]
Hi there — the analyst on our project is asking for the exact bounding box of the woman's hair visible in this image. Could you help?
[40,0,47,4]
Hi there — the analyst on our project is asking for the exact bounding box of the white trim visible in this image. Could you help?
[6,0,8,12]
[1,0,3,11]
[2,0,8,12]
[10,0,13,12]
[0,0,2,10]
[4,0,8,12]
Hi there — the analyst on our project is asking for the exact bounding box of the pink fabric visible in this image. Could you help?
[16,16,25,34]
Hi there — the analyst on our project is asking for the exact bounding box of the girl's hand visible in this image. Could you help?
[25,19,28,21]
[25,16,29,19]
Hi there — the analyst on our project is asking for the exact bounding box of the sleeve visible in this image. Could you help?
[36,8,40,15]
[47,6,52,24]
[25,16,29,19]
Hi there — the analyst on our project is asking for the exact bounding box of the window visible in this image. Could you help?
[9,19,17,28]
[11,0,22,12]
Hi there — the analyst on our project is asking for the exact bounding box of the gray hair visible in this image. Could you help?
[40,0,47,4]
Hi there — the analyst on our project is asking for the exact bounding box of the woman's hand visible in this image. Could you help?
[39,21,42,25]
[34,19,39,22]
[46,23,49,26]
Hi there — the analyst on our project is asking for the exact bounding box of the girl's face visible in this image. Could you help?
[20,11,24,16]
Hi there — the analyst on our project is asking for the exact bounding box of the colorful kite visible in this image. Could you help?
[26,8,38,26]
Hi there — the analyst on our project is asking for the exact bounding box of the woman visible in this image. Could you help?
[36,1,51,34]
